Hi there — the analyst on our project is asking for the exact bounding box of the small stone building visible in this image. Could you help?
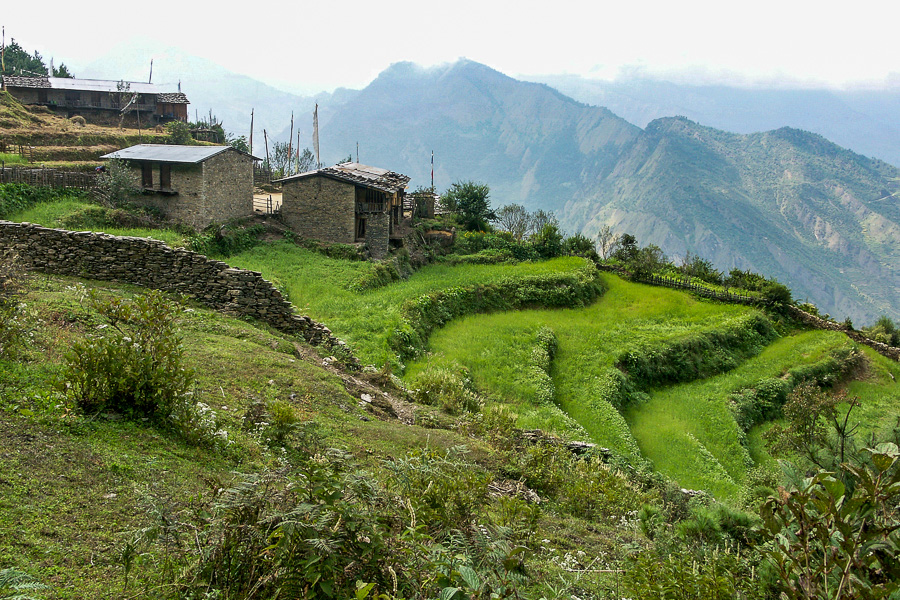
[101,145,257,230]
[1,76,190,122]
[276,162,410,259]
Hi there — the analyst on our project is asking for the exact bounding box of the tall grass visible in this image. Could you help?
[227,241,590,366]
[405,274,757,459]
[627,330,853,500]
[5,197,188,245]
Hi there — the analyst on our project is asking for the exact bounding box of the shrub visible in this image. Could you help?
[58,290,194,421]
[93,158,137,208]
[188,223,265,257]
[410,364,482,415]
[385,446,491,533]
[166,120,193,145]
[761,444,900,600]
[559,458,645,519]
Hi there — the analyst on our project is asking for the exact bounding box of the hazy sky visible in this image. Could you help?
[4,0,899,94]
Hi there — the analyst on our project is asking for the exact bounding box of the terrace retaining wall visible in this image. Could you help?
[0,220,354,361]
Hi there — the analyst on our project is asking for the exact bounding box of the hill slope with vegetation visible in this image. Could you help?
[2,183,900,598]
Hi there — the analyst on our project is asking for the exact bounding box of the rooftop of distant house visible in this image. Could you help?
[101,144,258,164]
[1,76,189,103]
[276,162,410,194]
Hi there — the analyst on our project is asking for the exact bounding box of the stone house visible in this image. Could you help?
[276,162,410,259]
[101,145,257,230]
[0,76,190,122]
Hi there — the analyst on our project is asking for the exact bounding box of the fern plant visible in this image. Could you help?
[0,568,48,600]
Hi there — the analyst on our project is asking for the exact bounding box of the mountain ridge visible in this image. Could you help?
[76,46,900,323]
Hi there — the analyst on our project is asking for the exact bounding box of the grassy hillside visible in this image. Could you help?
[0,91,170,167]
[3,191,900,598]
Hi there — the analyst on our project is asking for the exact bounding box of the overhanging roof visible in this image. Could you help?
[101,144,259,164]
[275,162,410,194]
[1,76,187,101]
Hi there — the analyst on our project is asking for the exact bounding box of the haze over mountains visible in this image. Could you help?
[78,43,900,325]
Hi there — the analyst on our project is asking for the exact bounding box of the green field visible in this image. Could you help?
[226,241,593,367]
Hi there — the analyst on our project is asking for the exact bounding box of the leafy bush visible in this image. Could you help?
[93,158,137,208]
[452,230,539,262]
[188,223,265,257]
[761,444,900,600]
[862,315,900,347]
[617,313,777,390]
[165,120,193,145]
[410,364,482,415]
[390,263,603,360]
[58,290,194,422]
[166,460,389,600]
[558,458,645,519]
[385,446,491,533]
[624,546,767,599]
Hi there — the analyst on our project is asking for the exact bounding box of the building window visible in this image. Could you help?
[160,164,171,189]
[142,163,153,188]
[356,217,366,240]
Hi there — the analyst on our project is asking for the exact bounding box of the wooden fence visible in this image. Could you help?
[253,165,274,185]
[641,274,760,305]
[0,165,98,191]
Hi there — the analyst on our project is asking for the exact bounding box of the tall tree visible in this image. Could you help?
[443,181,494,231]
[1,39,48,76]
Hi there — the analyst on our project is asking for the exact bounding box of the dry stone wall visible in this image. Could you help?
[0,221,354,361]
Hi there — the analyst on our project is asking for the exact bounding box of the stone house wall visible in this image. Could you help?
[366,212,391,259]
[0,221,353,359]
[279,175,394,258]
[121,149,252,230]
[201,151,254,228]
[280,176,356,244]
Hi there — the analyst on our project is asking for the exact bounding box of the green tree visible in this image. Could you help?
[443,181,494,231]
[52,62,73,78]
[493,203,530,240]
[228,135,250,154]
[93,158,137,208]
[532,222,564,258]
[166,121,193,145]
[1,39,48,76]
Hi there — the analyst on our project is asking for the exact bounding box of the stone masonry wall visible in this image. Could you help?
[121,149,253,230]
[280,176,355,244]
[201,151,254,228]
[0,221,354,361]
[366,211,391,259]
[124,162,206,227]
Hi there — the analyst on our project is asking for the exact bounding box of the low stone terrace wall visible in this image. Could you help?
[0,220,353,360]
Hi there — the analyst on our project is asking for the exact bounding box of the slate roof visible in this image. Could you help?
[275,162,410,194]
[156,92,190,104]
[101,144,258,164]
[2,76,51,89]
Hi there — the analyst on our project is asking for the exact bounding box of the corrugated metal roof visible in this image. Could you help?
[1,76,182,96]
[101,144,234,164]
[276,162,410,194]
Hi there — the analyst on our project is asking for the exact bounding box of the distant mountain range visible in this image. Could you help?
[79,45,900,325]
[526,74,900,167]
